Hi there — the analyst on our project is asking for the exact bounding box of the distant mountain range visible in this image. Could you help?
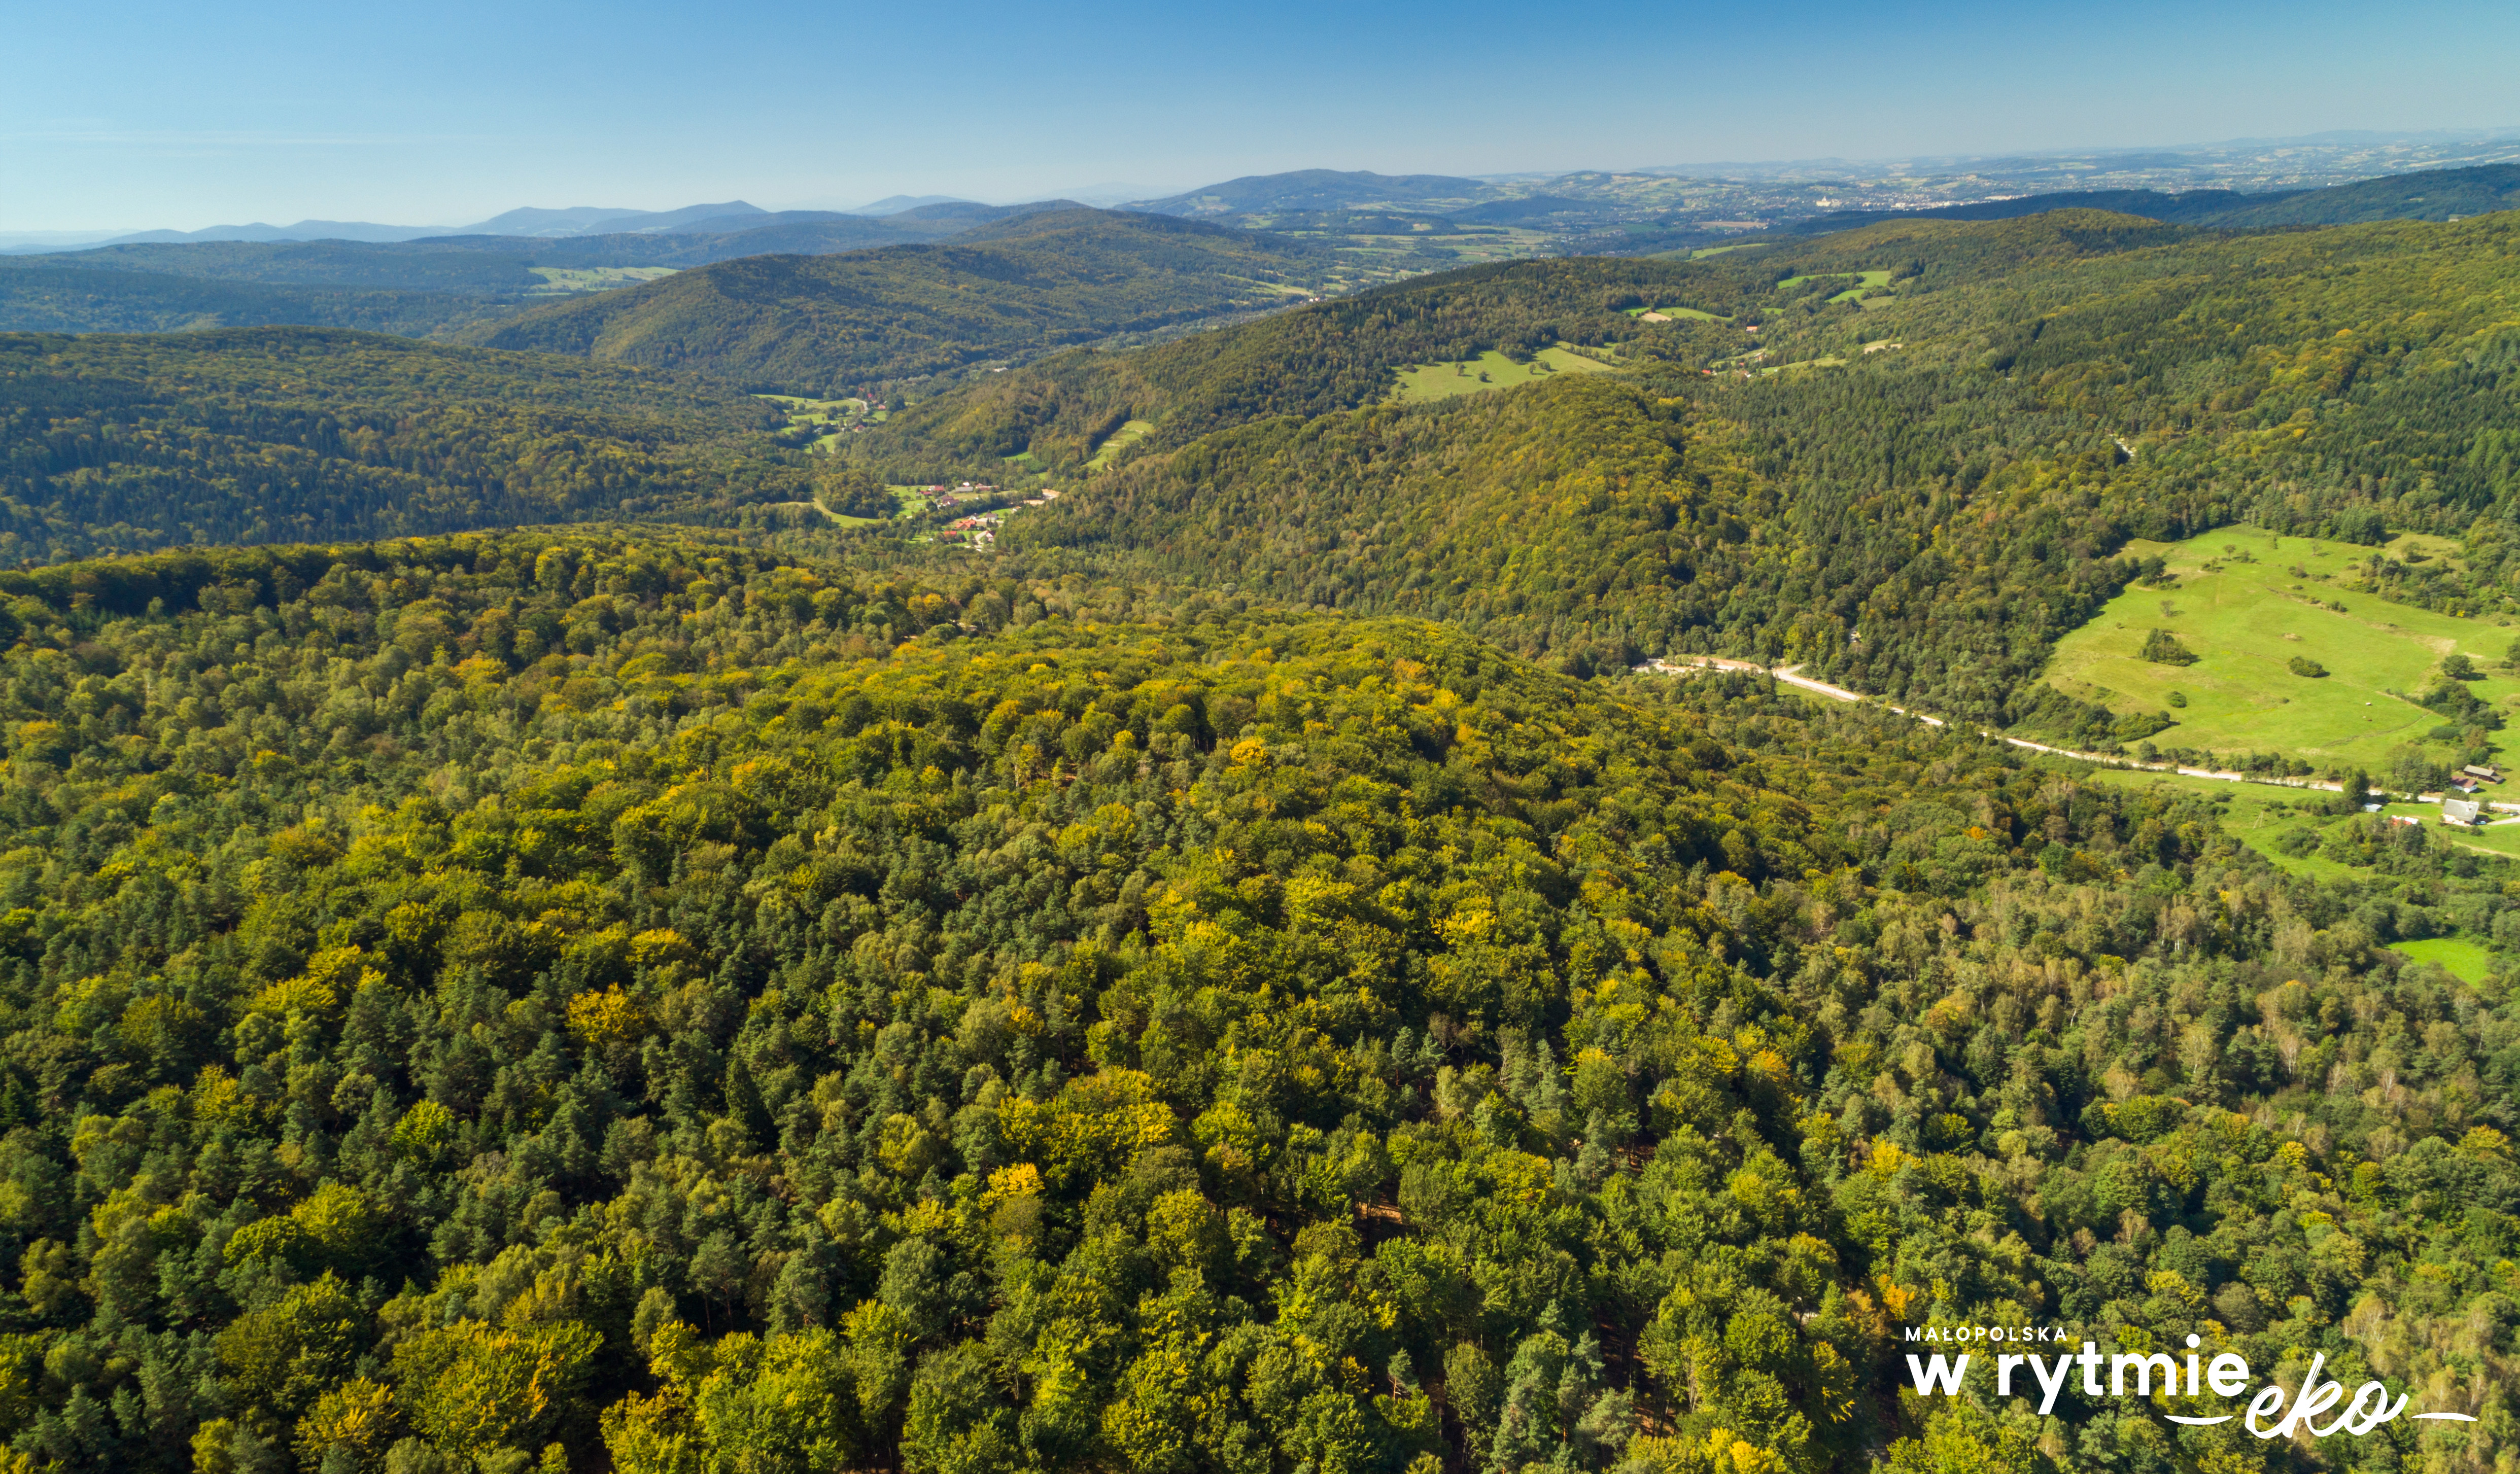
[852,195,972,216]
[1778,162,2520,235]
[1130,169,1490,215]
[17,125,2514,255]
[57,200,782,249]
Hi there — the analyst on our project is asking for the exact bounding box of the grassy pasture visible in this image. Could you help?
[2079,767,2520,905]
[1087,418,1154,472]
[526,265,678,294]
[754,393,870,451]
[1774,269,1892,300]
[2079,767,2364,879]
[1389,347,1610,403]
[2041,525,2520,769]
[1626,305,1727,322]
[1828,269,1893,301]
[2393,936,2497,982]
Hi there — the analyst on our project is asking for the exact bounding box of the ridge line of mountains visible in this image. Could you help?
[6,160,2516,385]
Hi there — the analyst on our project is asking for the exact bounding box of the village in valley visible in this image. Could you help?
[924,480,1063,548]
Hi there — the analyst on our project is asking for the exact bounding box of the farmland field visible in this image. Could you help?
[1388,346,1611,403]
[2041,524,2520,769]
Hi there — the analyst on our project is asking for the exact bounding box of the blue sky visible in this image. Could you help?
[6,0,2517,230]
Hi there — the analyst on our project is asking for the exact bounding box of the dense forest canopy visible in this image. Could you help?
[0,267,520,342]
[0,531,2508,1474]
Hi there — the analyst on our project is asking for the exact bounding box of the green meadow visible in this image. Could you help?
[1087,418,1154,472]
[1774,269,1892,301]
[2078,766,2510,978]
[2392,936,2498,982]
[754,394,874,450]
[2079,766,2366,879]
[2042,524,2520,768]
[1389,347,1611,403]
[1625,304,1727,322]
[526,265,678,294]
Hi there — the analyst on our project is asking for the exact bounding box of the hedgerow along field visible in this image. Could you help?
[2041,524,2520,770]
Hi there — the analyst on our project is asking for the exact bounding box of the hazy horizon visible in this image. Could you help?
[8,0,2519,234]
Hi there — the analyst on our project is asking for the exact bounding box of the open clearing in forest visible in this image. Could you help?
[1626,305,1727,322]
[2078,767,2370,879]
[2043,524,2519,769]
[754,393,873,450]
[1773,269,1893,302]
[2082,764,2520,874]
[2393,936,2497,982]
[1087,418,1154,472]
[526,265,678,294]
[1389,347,1610,403]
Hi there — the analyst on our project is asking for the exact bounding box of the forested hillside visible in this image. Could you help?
[927,208,2520,745]
[855,257,1760,475]
[998,369,2129,735]
[0,265,516,340]
[0,330,824,561]
[7,244,548,297]
[854,212,2180,480]
[0,532,2502,1474]
[464,212,1341,392]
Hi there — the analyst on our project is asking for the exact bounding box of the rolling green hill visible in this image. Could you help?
[2203,160,2520,224]
[856,210,2191,480]
[464,209,976,267]
[462,210,1339,390]
[853,255,1764,474]
[0,327,824,560]
[6,240,548,295]
[845,208,2520,761]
